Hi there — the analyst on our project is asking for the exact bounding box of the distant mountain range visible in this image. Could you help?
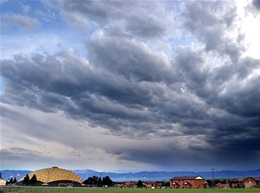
[1,168,260,182]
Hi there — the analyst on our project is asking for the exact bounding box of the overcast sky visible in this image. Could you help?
[1,0,260,173]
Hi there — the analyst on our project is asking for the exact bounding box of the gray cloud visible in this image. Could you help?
[1,0,260,171]
[2,14,40,31]
[182,1,243,63]
[44,0,172,38]
[253,0,260,9]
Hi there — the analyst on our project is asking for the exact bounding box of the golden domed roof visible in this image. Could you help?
[19,166,83,184]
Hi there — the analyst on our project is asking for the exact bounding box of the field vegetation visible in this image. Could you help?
[1,187,259,193]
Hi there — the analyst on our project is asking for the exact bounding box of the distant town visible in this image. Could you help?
[1,167,259,189]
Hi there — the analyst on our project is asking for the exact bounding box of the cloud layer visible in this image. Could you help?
[1,0,260,172]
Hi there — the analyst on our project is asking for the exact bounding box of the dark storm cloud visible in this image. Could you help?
[88,37,173,83]
[2,48,260,169]
[253,0,260,9]
[182,1,242,63]
[1,0,260,170]
[107,137,259,170]
[46,0,167,38]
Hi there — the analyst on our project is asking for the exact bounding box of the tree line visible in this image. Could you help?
[83,176,113,187]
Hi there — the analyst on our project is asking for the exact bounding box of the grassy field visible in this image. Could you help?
[1,187,259,193]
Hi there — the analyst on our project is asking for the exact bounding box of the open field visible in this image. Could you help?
[1,187,259,193]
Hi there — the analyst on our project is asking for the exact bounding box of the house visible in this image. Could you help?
[231,183,238,188]
[216,183,229,189]
[114,181,137,188]
[154,181,162,188]
[170,176,206,189]
[114,182,125,188]
[143,181,162,188]
[238,177,259,188]
[124,181,137,188]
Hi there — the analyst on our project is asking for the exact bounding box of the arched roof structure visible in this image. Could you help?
[19,166,83,185]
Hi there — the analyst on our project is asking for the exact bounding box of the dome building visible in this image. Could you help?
[18,166,83,186]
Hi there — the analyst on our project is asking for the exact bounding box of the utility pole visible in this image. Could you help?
[211,169,215,188]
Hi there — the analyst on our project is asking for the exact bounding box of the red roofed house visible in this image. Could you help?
[124,181,137,188]
[170,176,207,189]
[143,181,162,188]
[238,177,259,188]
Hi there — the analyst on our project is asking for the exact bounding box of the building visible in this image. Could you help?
[238,177,259,188]
[124,181,137,188]
[114,181,138,188]
[18,166,83,186]
[216,183,229,189]
[143,181,162,188]
[0,179,6,186]
[170,176,206,189]
[114,181,125,187]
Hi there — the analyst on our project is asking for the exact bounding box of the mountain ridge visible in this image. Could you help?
[1,168,259,182]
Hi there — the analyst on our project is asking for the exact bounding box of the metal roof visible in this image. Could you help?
[18,166,83,184]
[170,176,204,180]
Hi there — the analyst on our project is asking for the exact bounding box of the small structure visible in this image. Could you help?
[170,176,206,189]
[115,181,138,188]
[0,179,6,186]
[125,181,137,188]
[143,181,162,188]
[216,183,229,189]
[114,181,125,187]
[238,177,259,188]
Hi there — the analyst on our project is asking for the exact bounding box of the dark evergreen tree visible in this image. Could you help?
[10,178,13,184]
[30,174,37,185]
[13,177,17,184]
[137,180,143,188]
[97,177,102,187]
[102,176,113,186]
[23,174,30,185]
[214,179,220,185]
[83,176,99,187]
[162,181,170,187]
[206,179,212,187]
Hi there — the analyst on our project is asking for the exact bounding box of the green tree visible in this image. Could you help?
[137,180,143,188]
[83,176,99,187]
[102,176,113,186]
[30,174,37,185]
[97,177,102,187]
[214,179,220,185]
[23,174,30,185]
[162,181,170,187]
[206,179,212,187]
[220,178,227,184]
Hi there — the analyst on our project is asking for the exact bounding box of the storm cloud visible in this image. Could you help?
[0,0,260,172]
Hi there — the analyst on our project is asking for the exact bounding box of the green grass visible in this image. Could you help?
[2,187,259,193]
